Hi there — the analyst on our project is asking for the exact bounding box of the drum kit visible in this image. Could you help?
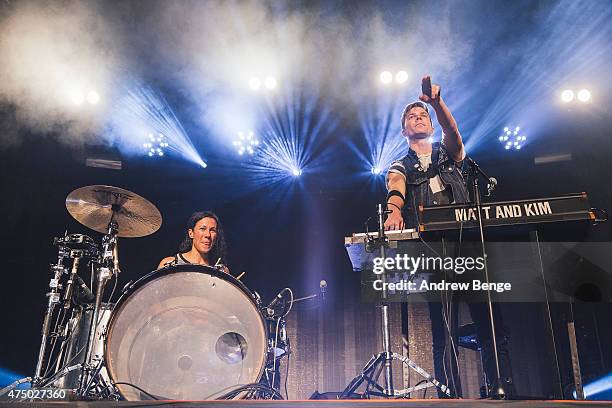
[12,185,290,401]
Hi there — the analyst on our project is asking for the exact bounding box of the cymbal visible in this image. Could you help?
[66,185,162,238]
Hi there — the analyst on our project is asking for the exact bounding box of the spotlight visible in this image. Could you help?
[395,71,408,84]
[87,91,100,105]
[371,166,382,175]
[264,76,277,90]
[499,126,526,151]
[292,168,302,176]
[71,91,85,105]
[561,89,574,102]
[249,77,261,90]
[577,89,591,102]
[380,71,393,84]
[145,132,170,158]
[233,130,259,156]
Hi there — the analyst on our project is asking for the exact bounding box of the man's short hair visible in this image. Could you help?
[401,101,432,130]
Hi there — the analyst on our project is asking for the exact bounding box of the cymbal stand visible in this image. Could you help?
[341,204,450,398]
[78,217,120,397]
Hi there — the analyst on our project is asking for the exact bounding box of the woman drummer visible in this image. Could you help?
[158,211,229,273]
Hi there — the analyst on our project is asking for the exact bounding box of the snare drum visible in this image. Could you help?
[104,265,267,400]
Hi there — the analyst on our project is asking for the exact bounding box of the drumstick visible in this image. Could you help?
[236,272,245,280]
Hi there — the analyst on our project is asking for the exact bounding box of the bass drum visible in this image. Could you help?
[105,265,267,400]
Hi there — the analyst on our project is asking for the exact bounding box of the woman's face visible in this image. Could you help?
[188,216,218,255]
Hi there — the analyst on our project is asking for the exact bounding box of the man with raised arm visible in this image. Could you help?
[383,76,513,398]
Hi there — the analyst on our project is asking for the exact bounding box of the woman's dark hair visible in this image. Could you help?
[178,211,228,264]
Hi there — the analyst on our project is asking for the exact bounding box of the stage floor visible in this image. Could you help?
[4,399,611,407]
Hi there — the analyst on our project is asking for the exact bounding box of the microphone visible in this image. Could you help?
[421,76,433,98]
[267,292,284,310]
[75,275,95,302]
[319,280,327,300]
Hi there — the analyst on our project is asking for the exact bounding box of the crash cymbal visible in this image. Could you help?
[66,185,162,238]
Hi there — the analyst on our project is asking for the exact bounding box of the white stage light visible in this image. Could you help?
[380,71,392,84]
[561,89,574,102]
[234,130,259,156]
[395,71,408,84]
[264,77,277,90]
[87,91,100,105]
[249,77,261,90]
[71,91,85,105]
[577,89,591,102]
[499,126,526,151]
[145,132,170,158]
[292,168,302,176]
[371,166,382,175]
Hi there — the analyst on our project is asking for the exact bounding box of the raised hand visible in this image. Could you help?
[419,75,441,105]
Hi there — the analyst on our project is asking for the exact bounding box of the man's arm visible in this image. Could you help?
[419,76,465,162]
[384,171,406,230]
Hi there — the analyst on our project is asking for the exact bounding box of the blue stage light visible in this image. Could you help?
[111,85,206,168]
[575,372,612,400]
[144,133,170,158]
[371,166,382,175]
[499,126,526,151]
[233,131,259,156]
[292,168,302,176]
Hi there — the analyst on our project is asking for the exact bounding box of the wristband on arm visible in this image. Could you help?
[387,202,402,212]
[386,189,405,203]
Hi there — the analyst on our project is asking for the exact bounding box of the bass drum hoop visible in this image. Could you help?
[104,264,267,400]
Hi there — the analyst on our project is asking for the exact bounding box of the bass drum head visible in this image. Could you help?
[105,265,266,400]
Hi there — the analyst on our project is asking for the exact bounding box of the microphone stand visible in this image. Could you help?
[466,157,505,399]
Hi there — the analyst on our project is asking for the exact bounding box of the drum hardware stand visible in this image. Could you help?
[32,238,71,387]
[466,157,505,399]
[341,204,451,399]
[63,252,83,309]
[78,217,120,398]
